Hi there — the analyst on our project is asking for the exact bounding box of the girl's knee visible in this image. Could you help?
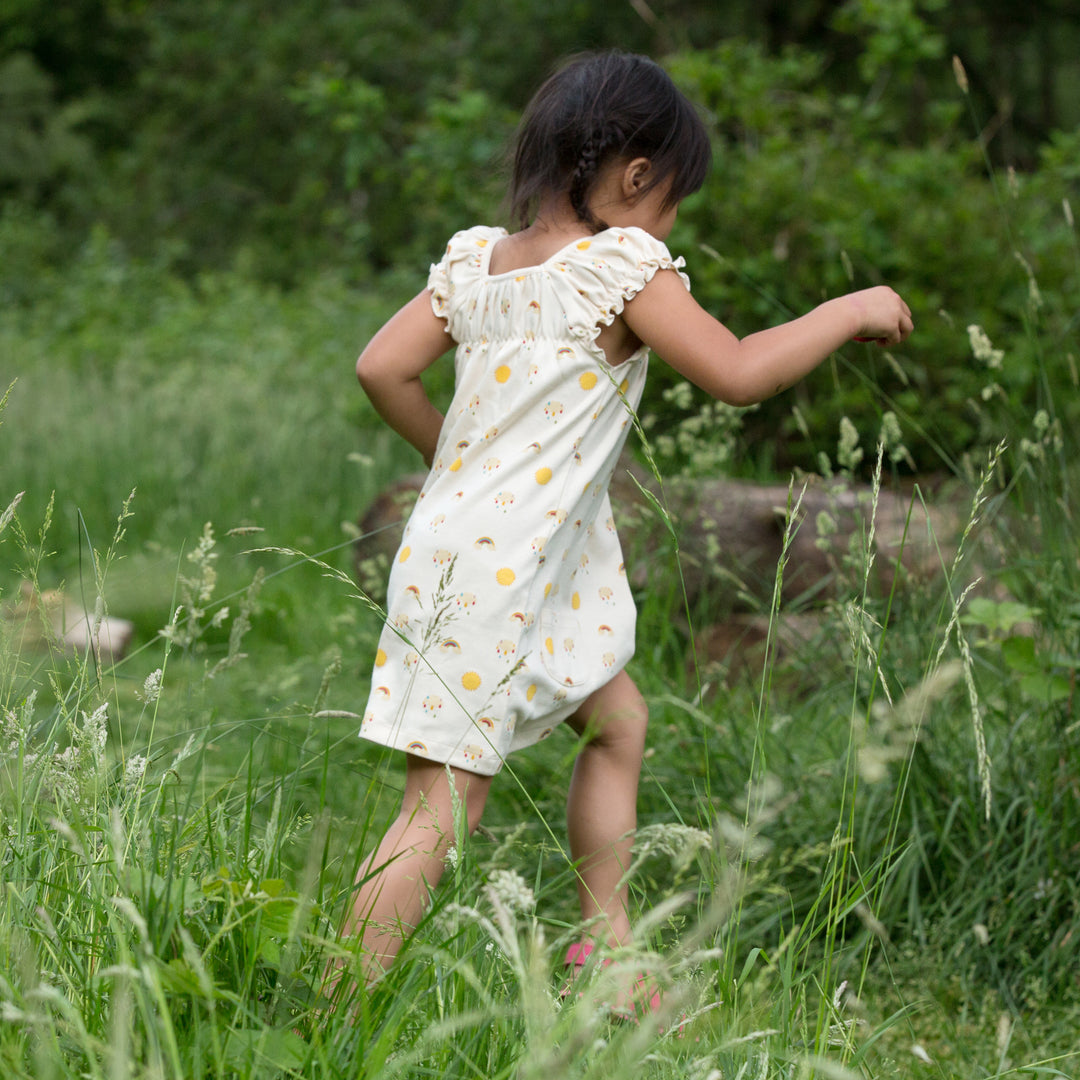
[577,672,647,733]
[573,674,648,762]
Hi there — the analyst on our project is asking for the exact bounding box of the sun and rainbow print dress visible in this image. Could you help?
[359,224,690,776]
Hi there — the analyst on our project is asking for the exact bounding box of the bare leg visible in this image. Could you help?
[334,753,492,988]
[565,670,648,950]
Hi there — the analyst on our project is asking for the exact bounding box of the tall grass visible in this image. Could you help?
[4,412,1077,1077]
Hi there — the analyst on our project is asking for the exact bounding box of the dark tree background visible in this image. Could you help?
[2,0,1077,275]
[2,1,1078,472]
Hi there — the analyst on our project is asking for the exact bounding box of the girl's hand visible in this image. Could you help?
[846,286,913,346]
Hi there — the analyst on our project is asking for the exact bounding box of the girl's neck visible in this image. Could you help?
[487,193,597,276]
[526,193,596,240]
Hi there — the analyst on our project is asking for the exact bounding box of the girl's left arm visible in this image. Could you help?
[356,291,454,466]
[622,270,912,407]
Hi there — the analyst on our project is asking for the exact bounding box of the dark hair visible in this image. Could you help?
[508,51,711,231]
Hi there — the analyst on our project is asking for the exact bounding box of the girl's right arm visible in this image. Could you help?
[622,271,913,407]
[356,291,454,466]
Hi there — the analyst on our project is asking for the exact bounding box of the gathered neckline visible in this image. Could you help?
[483,226,640,280]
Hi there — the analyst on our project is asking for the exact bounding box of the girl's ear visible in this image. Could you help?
[621,157,654,202]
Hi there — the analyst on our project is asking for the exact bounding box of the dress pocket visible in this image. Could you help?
[539,609,586,686]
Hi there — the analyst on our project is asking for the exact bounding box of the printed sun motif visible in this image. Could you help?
[359,224,691,776]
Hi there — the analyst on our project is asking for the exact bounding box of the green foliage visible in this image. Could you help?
[290,69,515,269]
[3,7,1080,1073]
[665,39,1080,473]
[831,0,947,85]
[0,53,95,200]
[2,3,1078,475]
[0,226,414,570]
[4,0,1078,283]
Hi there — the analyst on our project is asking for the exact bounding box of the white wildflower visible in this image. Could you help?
[816,510,838,538]
[2,707,21,751]
[445,844,459,870]
[879,410,915,468]
[139,669,163,704]
[662,380,695,411]
[123,754,147,791]
[485,869,535,915]
[967,325,1003,369]
[74,703,109,768]
[837,416,863,472]
[973,923,990,945]
[1020,437,1044,462]
[815,509,837,553]
[160,605,183,645]
[188,523,219,604]
[635,821,713,872]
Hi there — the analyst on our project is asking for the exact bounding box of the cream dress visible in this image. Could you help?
[359,224,690,776]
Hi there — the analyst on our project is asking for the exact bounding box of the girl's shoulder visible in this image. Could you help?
[432,224,679,271]
[568,225,684,269]
[427,224,689,322]
[561,226,691,307]
[435,225,508,266]
[427,226,506,316]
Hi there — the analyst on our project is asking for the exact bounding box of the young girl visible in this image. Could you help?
[343,51,912,990]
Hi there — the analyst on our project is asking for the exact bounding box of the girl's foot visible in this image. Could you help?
[559,941,662,1020]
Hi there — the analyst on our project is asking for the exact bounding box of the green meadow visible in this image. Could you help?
[4,199,1078,1076]
[3,8,1080,1076]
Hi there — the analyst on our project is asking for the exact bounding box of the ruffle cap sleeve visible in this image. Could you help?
[562,226,690,353]
[427,225,506,326]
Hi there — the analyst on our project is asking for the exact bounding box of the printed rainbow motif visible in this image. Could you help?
[360,223,690,776]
